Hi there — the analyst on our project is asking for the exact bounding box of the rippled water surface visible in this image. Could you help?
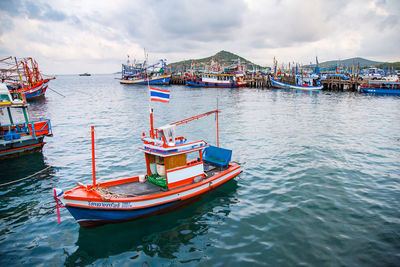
[1,74,399,266]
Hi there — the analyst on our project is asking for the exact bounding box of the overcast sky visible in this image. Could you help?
[1,0,399,74]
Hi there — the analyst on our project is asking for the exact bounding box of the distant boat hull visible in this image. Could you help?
[360,81,400,95]
[361,87,400,94]
[0,137,44,159]
[120,74,171,85]
[271,78,323,90]
[18,79,50,100]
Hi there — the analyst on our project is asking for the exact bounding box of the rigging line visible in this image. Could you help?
[48,87,66,98]
[0,198,52,221]
[0,166,52,187]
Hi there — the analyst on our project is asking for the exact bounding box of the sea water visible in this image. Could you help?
[0,74,399,266]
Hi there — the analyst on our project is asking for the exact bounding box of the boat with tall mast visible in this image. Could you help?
[54,82,242,227]
[0,56,55,100]
[120,58,171,85]
[270,57,323,90]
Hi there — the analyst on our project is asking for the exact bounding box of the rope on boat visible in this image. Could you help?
[0,166,52,187]
[48,87,66,98]
[95,187,138,199]
[0,198,52,221]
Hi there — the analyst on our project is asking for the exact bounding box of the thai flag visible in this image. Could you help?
[150,87,170,103]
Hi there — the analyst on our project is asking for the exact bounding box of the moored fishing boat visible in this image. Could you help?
[0,56,55,100]
[54,88,242,228]
[185,72,246,88]
[271,56,323,91]
[270,74,323,90]
[120,58,171,85]
[360,80,400,94]
[17,78,52,99]
[0,83,52,159]
[120,73,172,85]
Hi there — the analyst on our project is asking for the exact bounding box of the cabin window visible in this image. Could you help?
[0,108,9,125]
[186,151,201,164]
[10,108,25,123]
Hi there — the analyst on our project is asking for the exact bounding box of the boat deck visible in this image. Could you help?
[102,181,165,197]
[98,163,228,198]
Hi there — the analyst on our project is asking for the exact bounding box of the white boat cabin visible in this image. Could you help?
[140,124,208,189]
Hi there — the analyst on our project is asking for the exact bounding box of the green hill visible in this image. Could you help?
[168,50,261,72]
[318,57,382,68]
[376,62,400,70]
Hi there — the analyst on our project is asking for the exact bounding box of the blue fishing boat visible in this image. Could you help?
[120,59,171,85]
[360,80,400,94]
[270,74,323,90]
[0,83,52,159]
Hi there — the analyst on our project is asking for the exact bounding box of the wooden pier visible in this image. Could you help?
[244,75,271,88]
[320,78,360,91]
[171,74,361,91]
[170,75,185,85]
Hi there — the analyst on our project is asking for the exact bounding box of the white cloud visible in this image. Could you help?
[0,0,399,74]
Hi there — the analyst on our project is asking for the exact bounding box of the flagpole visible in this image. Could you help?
[216,99,219,147]
[145,49,155,138]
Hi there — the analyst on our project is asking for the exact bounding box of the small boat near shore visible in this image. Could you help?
[360,80,400,94]
[54,93,242,228]
[0,83,52,159]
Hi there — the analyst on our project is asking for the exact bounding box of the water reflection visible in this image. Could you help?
[0,152,48,181]
[65,180,239,266]
[0,152,56,227]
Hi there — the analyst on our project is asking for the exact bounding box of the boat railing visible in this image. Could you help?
[0,119,52,140]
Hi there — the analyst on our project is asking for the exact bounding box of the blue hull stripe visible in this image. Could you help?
[66,200,180,222]
[25,87,47,99]
[147,77,171,85]
[132,77,171,85]
[361,88,400,94]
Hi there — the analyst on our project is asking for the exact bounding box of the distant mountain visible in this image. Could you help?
[168,50,261,72]
[376,62,400,70]
[318,57,383,68]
